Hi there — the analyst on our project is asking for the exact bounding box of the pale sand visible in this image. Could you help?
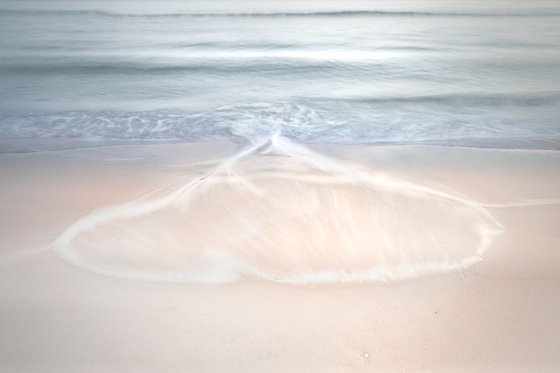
[1,139,559,372]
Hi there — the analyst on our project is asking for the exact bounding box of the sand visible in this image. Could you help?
[1,139,559,372]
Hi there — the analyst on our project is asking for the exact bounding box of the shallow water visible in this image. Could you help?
[53,137,504,284]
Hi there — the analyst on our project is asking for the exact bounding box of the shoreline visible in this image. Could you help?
[1,133,559,156]
[2,138,559,281]
[1,139,559,371]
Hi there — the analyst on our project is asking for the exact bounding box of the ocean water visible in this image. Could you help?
[0,0,559,147]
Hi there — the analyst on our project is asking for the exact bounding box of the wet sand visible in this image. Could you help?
[1,139,559,372]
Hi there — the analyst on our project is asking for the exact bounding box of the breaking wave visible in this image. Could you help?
[1,101,559,149]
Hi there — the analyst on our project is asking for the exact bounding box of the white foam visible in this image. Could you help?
[3,101,557,148]
[52,136,505,284]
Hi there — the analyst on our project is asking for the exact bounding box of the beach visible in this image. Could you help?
[1,139,559,372]
[2,0,560,370]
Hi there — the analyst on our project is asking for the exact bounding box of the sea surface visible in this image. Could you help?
[1,0,559,148]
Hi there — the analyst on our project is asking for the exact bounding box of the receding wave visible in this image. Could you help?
[52,136,504,284]
[2,9,560,18]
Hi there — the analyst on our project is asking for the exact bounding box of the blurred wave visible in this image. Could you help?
[1,0,559,148]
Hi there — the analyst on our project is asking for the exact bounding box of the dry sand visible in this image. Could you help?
[0,139,559,372]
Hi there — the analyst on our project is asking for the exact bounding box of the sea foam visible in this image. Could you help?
[53,136,504,284]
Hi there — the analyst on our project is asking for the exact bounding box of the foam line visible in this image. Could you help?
[481,199,560,208]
